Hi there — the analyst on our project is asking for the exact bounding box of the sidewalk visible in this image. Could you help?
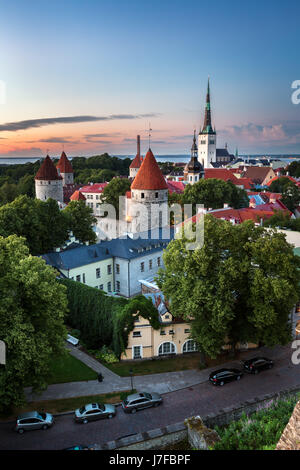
[24,343,291,402]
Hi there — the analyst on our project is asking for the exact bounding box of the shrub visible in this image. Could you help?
[213,395,299,450]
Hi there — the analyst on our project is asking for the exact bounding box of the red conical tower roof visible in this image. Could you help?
[35,155,62,181]
[56,151,73,173]
[131,148,168,190]
[129,153,143,169]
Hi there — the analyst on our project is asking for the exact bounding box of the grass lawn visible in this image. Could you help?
[0,390,135,422]
[104,351,237,377]
[45,352,98,384]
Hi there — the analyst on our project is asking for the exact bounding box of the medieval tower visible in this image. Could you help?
[35,155,64,203]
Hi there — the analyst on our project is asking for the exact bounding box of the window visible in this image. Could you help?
[149,259,152,270]
[96,268,101,278]
[157,257,161,267]
[158,342,175,355]
[141,193,144,198]
[99,284,104,290]
[116,264,120,274]
[184,329,190,334]
[160,330,166,335]
[141,262,144,272]
[116,281,120,292]
[183,340,198,353]
[82,273,86,284]
[133,345,142,359]
[107,265,112,275]
[133,331,141,337]
[155,192,158,198]
[107,282,112,292]
[169,330,174,335]
[76,275,81,282]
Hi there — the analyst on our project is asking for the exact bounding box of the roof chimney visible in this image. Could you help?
[137,135,141,156]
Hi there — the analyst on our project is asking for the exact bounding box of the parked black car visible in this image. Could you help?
[209,368,243,386]
[242,357,274,374]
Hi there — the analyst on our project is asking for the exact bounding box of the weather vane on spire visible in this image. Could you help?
[148,123,152,149]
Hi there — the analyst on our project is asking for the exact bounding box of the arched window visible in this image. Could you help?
[182,340,198,353]
[158,342,176,356]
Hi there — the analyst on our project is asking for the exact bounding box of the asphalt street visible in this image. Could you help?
[1,347,299,450]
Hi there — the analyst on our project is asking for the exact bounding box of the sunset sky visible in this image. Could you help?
[1,0,300,157]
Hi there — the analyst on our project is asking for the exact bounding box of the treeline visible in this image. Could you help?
[284,160,300,178]
[0,153,132,204]
[71,153,131,184]
[60,279,160,358]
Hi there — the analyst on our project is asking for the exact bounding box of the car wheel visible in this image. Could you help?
[108,414,113,419]
[131,408,137,414]
[219,381,224,386]
[42,424,48,430]
[154,402,160,407]
[18,429,24,434]
[83,418,88,424]
[236,375,241,381]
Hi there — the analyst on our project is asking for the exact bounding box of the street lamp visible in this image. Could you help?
[129,368,134,392]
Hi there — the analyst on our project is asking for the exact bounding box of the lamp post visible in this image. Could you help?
[129,368,134,392]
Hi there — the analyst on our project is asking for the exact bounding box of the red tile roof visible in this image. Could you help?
[80,183,108,193]
[56,151,73,173]
[167,181,185,194]
[204,168,241,185]
[70,190,86,201]
[180,201,291,227]
[131,148,168,191]
[35,155,62,181]
[266,175,297,186]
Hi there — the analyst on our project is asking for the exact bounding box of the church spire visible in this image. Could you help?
[201,77,215,135]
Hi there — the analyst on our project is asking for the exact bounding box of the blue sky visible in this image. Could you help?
[0,0,300,156]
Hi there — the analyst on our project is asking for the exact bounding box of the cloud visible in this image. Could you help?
[0,113,161,132]
[0,147,43,157]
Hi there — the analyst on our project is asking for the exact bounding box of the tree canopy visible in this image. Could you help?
[0,235,68,411]
[101,177,131,219]
[63,200,97,244]
[0,195,97,255]
[181,178,249,214]
[156,215,300,357]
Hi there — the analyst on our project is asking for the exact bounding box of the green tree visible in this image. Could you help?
[0,195,69,255]
[182,179,249,214]
[0,235,68,411]
[156,215,300,358]
[101,177,131,219]
[281,183,300,212]
[63,200,97,244]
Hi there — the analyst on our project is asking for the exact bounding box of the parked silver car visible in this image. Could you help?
[15,411,54,434]
[74,403,116,423]
[121,392,163,413]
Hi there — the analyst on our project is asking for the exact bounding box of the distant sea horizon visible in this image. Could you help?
[1,154,300,165]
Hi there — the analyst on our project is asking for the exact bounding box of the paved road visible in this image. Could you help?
[1,347,300,450]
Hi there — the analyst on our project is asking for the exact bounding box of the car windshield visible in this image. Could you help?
[143,393,152,400]
[38,413,46,420]
[123,400,129,405]
[97,403,105,411]
[79,406,86,414]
